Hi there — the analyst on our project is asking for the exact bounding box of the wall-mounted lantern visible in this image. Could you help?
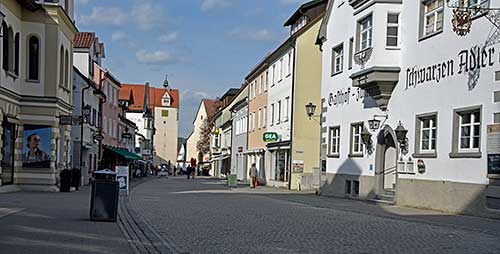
[395,121,409,155]
[361,126,373,155]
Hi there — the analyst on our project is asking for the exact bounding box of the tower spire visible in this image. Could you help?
[163,74,170,89]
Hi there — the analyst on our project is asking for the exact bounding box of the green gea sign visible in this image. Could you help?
[263,132,279,142]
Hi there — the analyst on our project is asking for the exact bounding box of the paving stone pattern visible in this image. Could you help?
[129,177,500,254]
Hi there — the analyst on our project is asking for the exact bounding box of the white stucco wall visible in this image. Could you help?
[267,48,294,142]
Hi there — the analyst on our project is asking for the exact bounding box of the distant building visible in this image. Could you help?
[186,99,220,167]
[120,84,180,165]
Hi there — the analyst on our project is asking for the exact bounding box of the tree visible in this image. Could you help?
[196,118,212,157]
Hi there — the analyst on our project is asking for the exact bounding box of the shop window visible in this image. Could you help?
[350,123,364,157]
[386,13,399,47]
[421,0,444,37]
[332,44,343,75]
[328,126,340,157]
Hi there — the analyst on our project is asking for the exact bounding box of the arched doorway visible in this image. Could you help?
[374,125,399,196]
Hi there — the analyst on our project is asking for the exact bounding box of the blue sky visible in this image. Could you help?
[74,0,307,138]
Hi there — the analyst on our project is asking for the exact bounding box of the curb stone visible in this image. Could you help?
[118,178,180,254]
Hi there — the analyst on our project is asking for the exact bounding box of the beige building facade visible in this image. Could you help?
[246,62,269,183]
[0,0,77,191]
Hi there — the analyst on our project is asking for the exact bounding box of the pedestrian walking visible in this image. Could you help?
[249,163,258,188]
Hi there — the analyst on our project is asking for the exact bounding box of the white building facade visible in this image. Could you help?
[266,43,294,188]
[320,0,500,216]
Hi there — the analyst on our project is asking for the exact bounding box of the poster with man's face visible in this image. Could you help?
[23,125,51,168]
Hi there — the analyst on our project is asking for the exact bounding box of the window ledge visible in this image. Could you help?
[418,30,443,42]
[412,153,437,158]
[26,79,40,83]
[348,153,363,158]
[385,46,400,50]
[327,154,340,158]
[59,85,70,93]
[449,152,482,158]
[331,70,343,77]
[6,71,18,80]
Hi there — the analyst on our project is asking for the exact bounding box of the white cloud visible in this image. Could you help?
[131,1,165,31]
[111,31,126,41]
[77,7,128,26]
[227,28,275,41]
[201,0,231,12]
[180,89,209,101]
[136,49,183,65]
[159,32,178,43]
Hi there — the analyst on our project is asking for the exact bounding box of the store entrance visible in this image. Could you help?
[1,120,16,185]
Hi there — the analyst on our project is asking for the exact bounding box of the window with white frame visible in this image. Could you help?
[332,44,343,75]
[249,112,253,132]
[459,110,481,152]
[328,126,340,156]
[252,112,256,131]
[279,59,283,81]
[277,100,282,124]
[270,103,275,126]
[253,81,257,99]
[350,123,364,155]
[287,52,292,76]
[284,97,290,121]
[423,0,444,36]
[263,106,267,128]
[265,71,269,91]
[359,15,373,51]
[272,64,276,85]
[386,13,399,47]
[258,108,262,129]
[418,115,437,153]
[260,75,263,94]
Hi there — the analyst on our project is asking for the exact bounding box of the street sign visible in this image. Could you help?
[60,115,83,126]
[263,132,279,143]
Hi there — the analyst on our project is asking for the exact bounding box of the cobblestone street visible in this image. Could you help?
[126,177,500,254]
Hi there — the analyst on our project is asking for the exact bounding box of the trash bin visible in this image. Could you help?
[227,174,237,188]
[71,168,81,191]
[90,169,119,222]
[59,169,72,192]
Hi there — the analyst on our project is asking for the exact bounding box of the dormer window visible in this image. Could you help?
[162,92,171,106]
[291,16,309,35]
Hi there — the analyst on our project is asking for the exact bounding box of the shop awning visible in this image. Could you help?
[105,146,142,160]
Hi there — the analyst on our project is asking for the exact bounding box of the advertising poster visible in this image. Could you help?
[116,166,129,195]
[22,125,52,168]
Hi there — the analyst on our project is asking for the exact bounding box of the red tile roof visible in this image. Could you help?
[203,99,221,120]
[74,32,95,48]
[120,84,180,113]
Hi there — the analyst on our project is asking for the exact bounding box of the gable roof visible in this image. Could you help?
[284,0,327,26]
[74,32,96,48]
[203,99,221,120]
[120,84,180,113]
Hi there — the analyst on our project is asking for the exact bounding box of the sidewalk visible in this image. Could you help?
[0,185,133,254]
